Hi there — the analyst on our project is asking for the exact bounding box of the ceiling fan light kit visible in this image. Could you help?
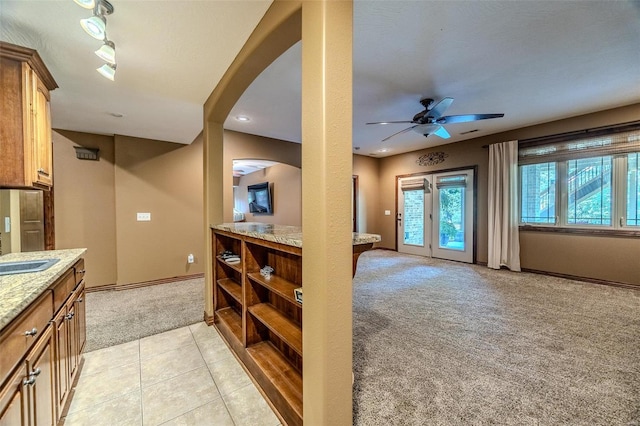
[74,0,118,80]
[367,97,504,142]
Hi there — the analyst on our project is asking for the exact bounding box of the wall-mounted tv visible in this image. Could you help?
[248,181,273,214]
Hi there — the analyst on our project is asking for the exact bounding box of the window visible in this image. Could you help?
[520,162,556,224]
[519,128,640,230]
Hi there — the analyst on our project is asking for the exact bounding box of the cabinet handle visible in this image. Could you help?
[77,298,84,303]
[23,377,36,386]
[77,269,86,274]
[24,327,38,337]
[29,368,41,377]
[66,312,75,321]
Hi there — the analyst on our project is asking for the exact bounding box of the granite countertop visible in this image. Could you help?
[211,222,381,248]
[0,248,86,329]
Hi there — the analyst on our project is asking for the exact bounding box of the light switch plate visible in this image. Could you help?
[384,210,391,216]
[4,217,10,232]
[137,212,151,221]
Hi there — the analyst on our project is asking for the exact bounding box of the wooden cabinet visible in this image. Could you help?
[0,258,86,426]
[0,41,57,189]
[213,230,302,426]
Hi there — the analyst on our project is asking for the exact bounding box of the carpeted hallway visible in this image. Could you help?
[352,250,640,425]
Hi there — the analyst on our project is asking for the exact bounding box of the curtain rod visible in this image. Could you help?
[482,120,640,149]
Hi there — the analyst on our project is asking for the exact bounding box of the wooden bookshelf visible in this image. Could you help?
[211,225,377,426]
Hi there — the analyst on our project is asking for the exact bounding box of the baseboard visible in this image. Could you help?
[521,268,639,291]
[204,310,214,326]
[86,273,204,293]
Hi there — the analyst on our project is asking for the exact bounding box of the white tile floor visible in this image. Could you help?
[62,323,281,426]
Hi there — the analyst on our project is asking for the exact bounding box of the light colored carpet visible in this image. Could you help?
[84,278,203,352]
[353,250,640,425]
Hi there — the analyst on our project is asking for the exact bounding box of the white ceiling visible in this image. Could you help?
[2,1,639,157]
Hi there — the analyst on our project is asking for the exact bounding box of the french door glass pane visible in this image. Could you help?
[403,189,424,246]
[439,187,464,250]
[520,162,556,223]
[628,153,640,227]
[567,156,612,225]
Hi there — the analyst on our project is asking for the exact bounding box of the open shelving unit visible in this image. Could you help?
[212,230,303,426]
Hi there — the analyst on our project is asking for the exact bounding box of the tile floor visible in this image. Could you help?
[62,322,281,426]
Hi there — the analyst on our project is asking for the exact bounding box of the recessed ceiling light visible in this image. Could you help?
[378,148,390,153]
[235,115,250,122]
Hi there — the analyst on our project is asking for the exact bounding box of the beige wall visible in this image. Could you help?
[53,130,117,287]
[235,163,302,226]
[377,103,640,286]
[53,130,204,287]
[352,154,380,235]
[114,135,204,285]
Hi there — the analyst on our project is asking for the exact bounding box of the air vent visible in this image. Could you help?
[460,129,479,135]
[73,147,100,161]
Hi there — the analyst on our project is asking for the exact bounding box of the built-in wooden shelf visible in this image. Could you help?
[215,307,242,343]
[247,272,299,306]
[217,278,242,304]
[248,303,302,356]
[216,256,242,274]
[247,341,302,421]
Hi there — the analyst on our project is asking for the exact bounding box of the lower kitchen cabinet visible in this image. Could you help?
[0,256,86,426]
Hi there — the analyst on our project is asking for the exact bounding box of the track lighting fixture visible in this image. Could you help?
[73,0,118,81]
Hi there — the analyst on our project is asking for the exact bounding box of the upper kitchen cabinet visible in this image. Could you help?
[0,41,58,189]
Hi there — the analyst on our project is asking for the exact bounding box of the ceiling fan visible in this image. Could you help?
[367,97,504,142]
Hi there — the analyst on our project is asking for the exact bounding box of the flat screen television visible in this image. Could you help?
[247,181,273,214]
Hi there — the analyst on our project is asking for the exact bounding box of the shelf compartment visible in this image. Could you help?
[247,341,302,423]
[248,303,302,356]
[215,307,242,344]
[247,272,299,306]
[217,278,242,304]
[216,255,242,274]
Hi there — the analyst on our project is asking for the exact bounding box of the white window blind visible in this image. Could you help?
[519,130,640,164]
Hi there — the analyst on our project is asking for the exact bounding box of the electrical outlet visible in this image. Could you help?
[137,212,151,221]
[187,254,194,264]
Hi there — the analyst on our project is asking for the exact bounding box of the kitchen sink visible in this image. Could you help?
[0,259,59,276]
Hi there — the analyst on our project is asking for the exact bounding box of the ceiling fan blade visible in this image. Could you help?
[432,125,450,139]
[366,120,414,125]
[436,113,504,124]
[382,125,418,142]
[427,97,454,119]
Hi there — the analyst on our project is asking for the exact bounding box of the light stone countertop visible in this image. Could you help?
[211,222,381,248]
[0,248,86,329]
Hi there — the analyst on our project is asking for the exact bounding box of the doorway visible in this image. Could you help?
[397,168,476,263]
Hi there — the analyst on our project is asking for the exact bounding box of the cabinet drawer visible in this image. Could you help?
[74,259,85,285]
[51,269,75,314]
[0,291,52,386]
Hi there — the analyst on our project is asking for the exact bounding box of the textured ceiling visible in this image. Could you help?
[0,0,272,144]
[2,1,639,157]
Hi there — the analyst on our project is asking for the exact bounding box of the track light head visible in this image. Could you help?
[95,40,116,64]
[97,63,117,81]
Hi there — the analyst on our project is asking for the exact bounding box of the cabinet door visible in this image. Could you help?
[32,76,52,187]
[0,363,28,426]
[75,284,86,355]
[25,325,55,426]
[66,303,78,381]
[53,307,69,417]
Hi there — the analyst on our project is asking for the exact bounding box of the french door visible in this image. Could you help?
[397,169,475,263]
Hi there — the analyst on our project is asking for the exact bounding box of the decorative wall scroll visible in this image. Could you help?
[417,151,448,166]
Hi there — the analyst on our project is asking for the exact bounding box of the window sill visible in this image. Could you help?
[519,225,640,238]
